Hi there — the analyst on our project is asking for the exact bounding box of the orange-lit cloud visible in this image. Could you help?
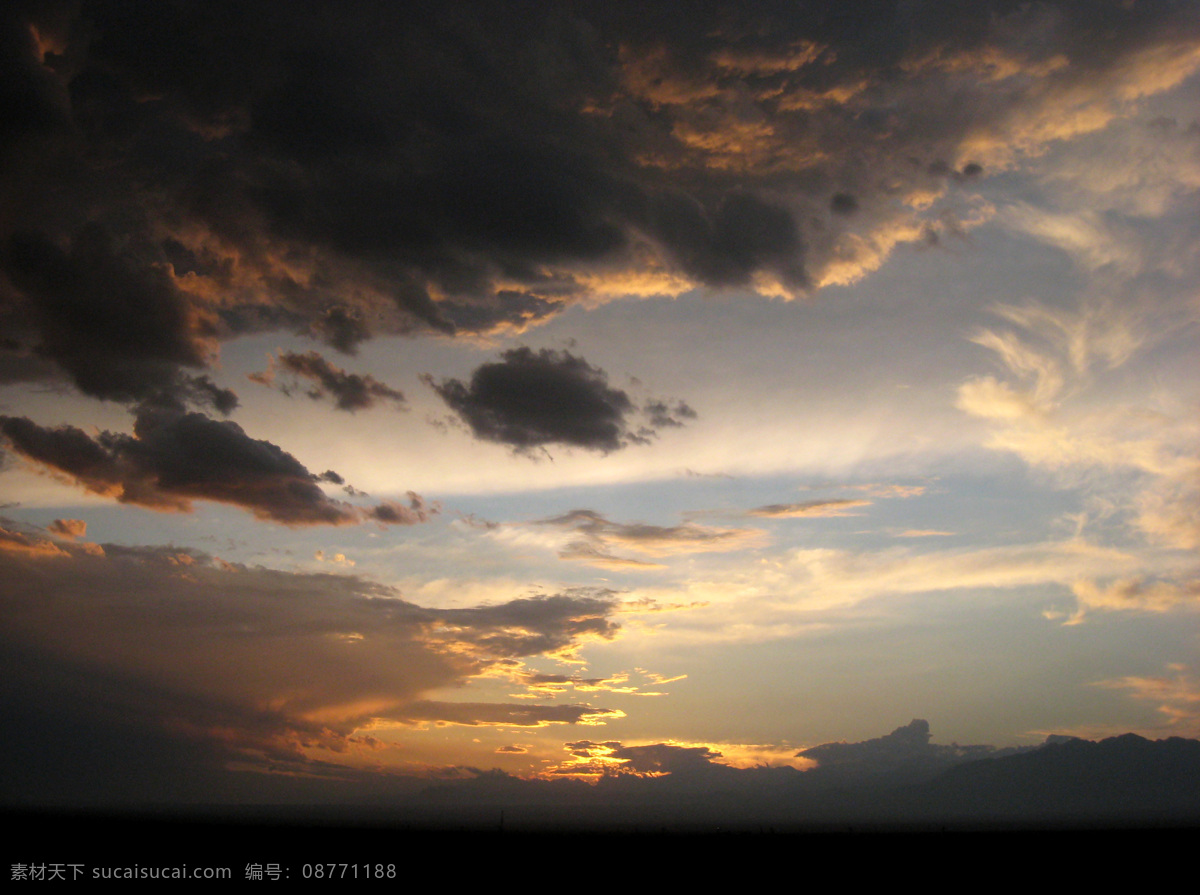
[1096,664,1200,737]
[1070,577,1200,618]
[0,530,628,783]
[748,498,871,518]
[2,0,1194,410]
[547,738,812,779]
[0,524,68,558]
[47,518,87,539]
[508,667,686,699]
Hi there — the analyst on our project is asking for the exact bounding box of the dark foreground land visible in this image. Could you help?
[7,731,1199,873]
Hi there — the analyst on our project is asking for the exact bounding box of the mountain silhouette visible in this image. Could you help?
[906,732,1200,824]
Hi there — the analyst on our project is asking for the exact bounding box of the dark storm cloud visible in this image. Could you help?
[646,190,806,289]
[0,2,73,155]
[0,528,625,799]
[4,0,1192,404]
[254,350,406,412]
[0,405,428,526]
[426,348,693,452]
[0,224,213,403]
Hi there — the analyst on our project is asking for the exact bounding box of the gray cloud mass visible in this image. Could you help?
[3,0,1193,406]
[0,405,428,526]
[253,350,407,412]
[0,526,624,800]
[426,347,694,452]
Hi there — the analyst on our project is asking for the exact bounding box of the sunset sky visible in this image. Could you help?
[1,0,1198,803]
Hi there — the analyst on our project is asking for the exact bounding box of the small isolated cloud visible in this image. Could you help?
[365,494,438,527]
[48,518,87,539]
[0,407,431,527]
[618,597,709,614]
[852,484,927,499]
[537,508,763,568]
[424,348,694,453]
[748,498,871,518]
[454,513,499,531]
[315,550,355,566]
[252,351,406,412]
[496,744,528,754]
[644,399,698,429]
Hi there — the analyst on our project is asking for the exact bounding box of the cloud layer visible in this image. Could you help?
[0,523,626,795]
[4,0,1196,404]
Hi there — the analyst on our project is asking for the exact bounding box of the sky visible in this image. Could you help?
[0,0,1198,805]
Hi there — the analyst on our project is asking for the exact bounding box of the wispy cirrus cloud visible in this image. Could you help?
[957,294,1199,620]
[747,498,871,519]
[622,536,1148,645]
[1096,664,1200,737]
